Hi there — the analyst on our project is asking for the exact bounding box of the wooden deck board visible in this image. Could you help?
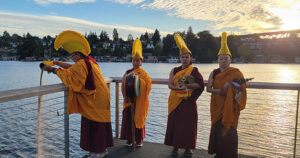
[82,138,257,158]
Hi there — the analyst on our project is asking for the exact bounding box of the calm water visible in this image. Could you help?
[0,61,300,157]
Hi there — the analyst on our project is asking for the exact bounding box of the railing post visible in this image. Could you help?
[294,90,300,158]
[64,90,69,158]
[115,82,120,138]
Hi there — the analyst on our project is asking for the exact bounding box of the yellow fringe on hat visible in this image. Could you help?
[174,34,191,55]
[217,32,231,57]
[132,39,143,59]
[54,30,91,55]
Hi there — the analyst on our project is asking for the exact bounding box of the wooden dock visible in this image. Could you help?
[82,138,257,158]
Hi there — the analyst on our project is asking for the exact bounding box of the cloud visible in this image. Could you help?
[105,0,145,5]
[0,11,170,39]
[34,0,96,5]
[132,0,300,33]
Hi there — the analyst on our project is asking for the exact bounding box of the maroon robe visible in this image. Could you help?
[164,66,204,149]
[120,68,146,144]
[80,116,114,153]
[120,106,146,143]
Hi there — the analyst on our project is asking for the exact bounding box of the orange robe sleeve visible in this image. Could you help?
[134,68,151,128]
[56,59,111,122]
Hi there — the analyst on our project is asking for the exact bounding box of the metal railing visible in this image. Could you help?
[0,77,299,157]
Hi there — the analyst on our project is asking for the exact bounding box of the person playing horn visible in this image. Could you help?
[164,34,205,157]
[120,39,152,147]
[207,32,247,158]
[41,30,113,158]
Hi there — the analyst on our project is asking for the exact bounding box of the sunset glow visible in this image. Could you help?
[269,5,300,31]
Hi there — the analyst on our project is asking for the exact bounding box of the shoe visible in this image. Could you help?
[87,151,106,158]
[104,149,108,156]
[137,142,143,147]
[125,140,132,147]
[171,147,179,157]
[184,149,193,157]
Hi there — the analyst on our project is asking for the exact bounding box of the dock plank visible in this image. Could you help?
[82,139,257,158]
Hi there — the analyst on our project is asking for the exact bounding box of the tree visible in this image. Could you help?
[87,32,98,45]
[152,29,161,46]
[99,31,109,42]
[11,34,22,43]
[127,34,133,42]
[237,44,251,62]
[17,33,44,59]
[196,30,219,62]
[163,34,176,57]
[154,44,162,56]
[2,31,10,41]
[1,31,11,47]
[144,32,150,43]
[186,26,195,46]
[113,28,119,42]
[186,26,196,56]
[227,35,242,58]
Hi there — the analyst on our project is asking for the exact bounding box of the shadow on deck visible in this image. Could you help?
[82,138,257,158]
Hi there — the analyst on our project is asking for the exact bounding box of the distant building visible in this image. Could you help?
[102,42,110,49]
[25,57,37,61]
[239,29,300,63]
[145,56,158,63]
[269,55,287,63]
[1,56,17,61]
[146,41,154,49]
[167,57,179,63]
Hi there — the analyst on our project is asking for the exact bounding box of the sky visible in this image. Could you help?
[1,0,300,39]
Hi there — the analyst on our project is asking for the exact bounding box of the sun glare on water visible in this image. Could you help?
[276,68,295,83]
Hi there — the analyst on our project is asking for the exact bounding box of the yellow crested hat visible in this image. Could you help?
[132,39,143,59]
[54,30,91,56]
[217,32,231,57]
[174,34,191,55]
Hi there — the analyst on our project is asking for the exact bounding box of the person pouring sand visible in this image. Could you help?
[41,30,113,158]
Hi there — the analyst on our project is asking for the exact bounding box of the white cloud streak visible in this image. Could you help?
[105,0,145,5]
[34,0,96,5]
[0,11,170,39]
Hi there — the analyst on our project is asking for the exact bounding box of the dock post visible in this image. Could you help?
[64,90,69,158]
[115,82,120,138]
[294,90,299,158]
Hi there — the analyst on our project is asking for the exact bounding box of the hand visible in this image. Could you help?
[42,65,55,73]
[42,60,54,66]
[177,82,185,90]
[223,82,230,89]
[206,86,212,93]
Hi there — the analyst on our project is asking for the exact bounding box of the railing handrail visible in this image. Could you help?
[0,78,113,103]
[1,77,300,103]
[111,77,300,90]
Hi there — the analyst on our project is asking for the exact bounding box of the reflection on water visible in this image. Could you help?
[277,68,295,83]
[0,62,300,157]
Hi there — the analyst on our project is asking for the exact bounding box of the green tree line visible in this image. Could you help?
[1,27,300,63]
